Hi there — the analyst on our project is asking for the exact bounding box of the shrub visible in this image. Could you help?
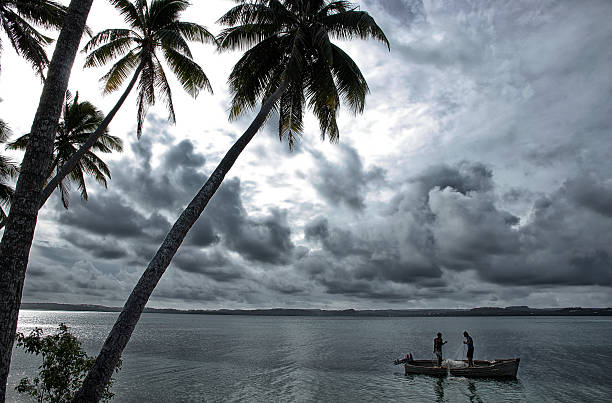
[15,323,120,402]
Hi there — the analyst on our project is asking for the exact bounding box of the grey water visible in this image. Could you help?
[7,311,612,402]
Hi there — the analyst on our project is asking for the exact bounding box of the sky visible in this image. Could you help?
[1,0,612,309]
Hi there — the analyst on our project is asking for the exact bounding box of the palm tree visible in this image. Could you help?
[0,119,18,225]
[0,1,94,398]
[0,0,67,78]
[37,0,215,209]
[7,91,123,209]
[74,1,389,400]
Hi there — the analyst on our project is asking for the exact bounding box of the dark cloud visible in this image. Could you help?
[15,0,612,309]
[363,0,427,33]
[56,192,172,246]
[565,175,612,218]
[62,232,128,260]
[413,161,494,197]
[303,162,612,298]
[172,249,243,282]
[112,134,207,211]
[184,216,220,247]
[309,144,386,211]
[304,217,329,241]
[164,139,206,168]
[207,179,295,264]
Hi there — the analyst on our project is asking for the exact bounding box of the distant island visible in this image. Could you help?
[20,303,612,317]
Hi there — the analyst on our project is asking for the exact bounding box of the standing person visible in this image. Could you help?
[463,331,474,367]
[433,332,447,367]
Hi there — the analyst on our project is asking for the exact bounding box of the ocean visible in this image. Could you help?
[7,310,612,402]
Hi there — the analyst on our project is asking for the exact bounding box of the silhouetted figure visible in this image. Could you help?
[433,332,447,367]
[463,331,474,367]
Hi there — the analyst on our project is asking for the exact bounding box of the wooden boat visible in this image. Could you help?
[404,358,520,379]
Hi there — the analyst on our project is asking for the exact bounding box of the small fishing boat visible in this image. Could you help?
[403,358,520,379]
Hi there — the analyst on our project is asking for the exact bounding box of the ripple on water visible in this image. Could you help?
[8,313,612,402]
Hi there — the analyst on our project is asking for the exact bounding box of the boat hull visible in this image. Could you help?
[404,358,520,379]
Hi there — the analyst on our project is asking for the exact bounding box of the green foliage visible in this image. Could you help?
[217,0,389,150]
[82,0,216,137]
[7,91,123,208]
[15,323,120,403]
[0,0,67,78]
[0,118,19,224]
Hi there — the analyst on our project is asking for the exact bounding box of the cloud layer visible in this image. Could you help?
[6,0,612,309]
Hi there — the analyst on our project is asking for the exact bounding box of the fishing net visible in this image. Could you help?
[442,359,468,368]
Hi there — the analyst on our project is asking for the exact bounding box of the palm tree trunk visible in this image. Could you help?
[39,62,145,208]
[0,0,93,400]
[73,82,288,403]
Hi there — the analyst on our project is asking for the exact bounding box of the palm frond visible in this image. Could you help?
[0,182,14,206]
[0,155,19,178]
[99,49,140,94]
[330,44,368,114]
[218,1,293,26]
[152,55,175,124]
[307,56,341,142]
[284,27,307,82]
[218,23,282,51]
[0,183,15,210]
[68,161,89,203]
[92,133,123,153]
[166,21,216,44]
[227,35,285,119]
[11,0,67,30]
[83,37,138,68]
[57,176,71,208]
[109,0,144,29]
[148,0,189,31]
[0,119,13,143]
[1,10,52,77]
[278,79,305,150]
[82,29,134,53]
[316,1,352,18]
[155,28,193,57]
[136,58,156,137]
[5,134,29,151]
[81,150,111,185]
[312,25,333,66]
[323,10,390,49]
[162,46,211,97]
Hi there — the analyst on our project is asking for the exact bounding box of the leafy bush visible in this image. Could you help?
[15,323,120,402]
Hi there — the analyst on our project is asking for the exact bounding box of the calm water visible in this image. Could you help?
[7,311,612,402]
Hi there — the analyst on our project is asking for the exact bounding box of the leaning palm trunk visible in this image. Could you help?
[0,0,93,399]
[39,62,145,208]
[0,63,142,233]
[73,83,287,402]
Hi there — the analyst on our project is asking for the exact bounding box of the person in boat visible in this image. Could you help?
[433,332,447,367]
[463,331,474,367]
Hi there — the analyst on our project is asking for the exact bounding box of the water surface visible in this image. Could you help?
[8,311,612,402]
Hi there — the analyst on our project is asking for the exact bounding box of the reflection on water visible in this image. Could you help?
[467,379,481,403]
[427,376,524,403]
[7,312,612,402]
[435,377,445,402]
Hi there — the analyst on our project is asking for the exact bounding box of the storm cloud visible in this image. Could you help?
[11,0,612,309]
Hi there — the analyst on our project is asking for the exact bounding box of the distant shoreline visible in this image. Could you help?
[19,303,612,317]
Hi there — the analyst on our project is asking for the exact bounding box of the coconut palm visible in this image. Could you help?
[0,1,94,398]
[7,91,123,209]
[0,0,67,77]
[74,1,388,400]
[0,119,18,225]
[37,0,215,209]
